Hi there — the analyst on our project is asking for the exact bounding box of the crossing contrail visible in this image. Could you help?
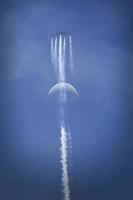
[49,33,78,200]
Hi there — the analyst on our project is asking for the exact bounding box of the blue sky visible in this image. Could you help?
[0,0,133,199]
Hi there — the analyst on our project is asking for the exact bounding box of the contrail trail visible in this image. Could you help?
[58,35,70,200]
[60,125,70,200]
[51,37,58,74]
[69,35,74,73]
[63,37,66,74]
[49,33,77,200]
[59,35,66,82]
[59,90,70,200]
[54,37,58,74]
[51,37,54,66]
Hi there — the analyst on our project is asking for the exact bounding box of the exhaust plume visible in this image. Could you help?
[49,33,76,200]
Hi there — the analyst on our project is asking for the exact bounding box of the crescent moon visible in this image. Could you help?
[48,82,78,96]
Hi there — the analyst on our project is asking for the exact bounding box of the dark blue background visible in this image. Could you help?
[0,0,133,199]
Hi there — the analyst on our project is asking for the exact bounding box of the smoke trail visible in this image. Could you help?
[51,37,54,66]
[58,35,71,200]
[59,35,66,82]
[69,35,74,73]
[51,37,58,74]
[58,91,70,200]
[60,125,70,200]
[50,34,75,200]
[63,37,66,73]
[54,37,58,73]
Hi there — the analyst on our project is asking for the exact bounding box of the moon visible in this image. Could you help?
[48,82,78,96]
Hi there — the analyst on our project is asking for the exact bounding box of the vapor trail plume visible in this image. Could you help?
[51,37,58,74]
[51,37,54,66]
[54,37,58,72]
[69,35,74,73]
[59,35,66,82]
[63,37,66,72]
[58,95,70,200]
[60,125,70,200]
[50,34,76,200]
[58,35,71,200]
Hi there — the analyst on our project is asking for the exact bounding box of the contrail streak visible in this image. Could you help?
[63,37,66,74]
[49,33,76,200]
[58,34,70,200]
[51,37,54,66]
[59,35,66,82]
[60,125,70,200]
[59,93,70,200]
[54,37,58,73]
[69,35,74,73]
[51,37,58,74]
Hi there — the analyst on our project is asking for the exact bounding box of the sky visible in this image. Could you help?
[0,0,133,199]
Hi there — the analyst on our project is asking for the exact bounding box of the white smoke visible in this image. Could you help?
[59,35,66,82]
[63,37,66,75]
[69,35,74,73]
[54,37,58,73]
[51,37,58,74]
[50,34,75,200]
[51,37,54,65]
[60,125,70,200]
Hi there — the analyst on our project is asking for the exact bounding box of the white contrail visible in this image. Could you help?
[69,35,74,73]
[59,35,66,82]
[51,37,58,74]
[51,37,54,66]
[58,35,71,200]
[63,37,66,73]
[60,125,70,200]
[58,96,70,200]
[50,34,73,200]
[54,37,58,73]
